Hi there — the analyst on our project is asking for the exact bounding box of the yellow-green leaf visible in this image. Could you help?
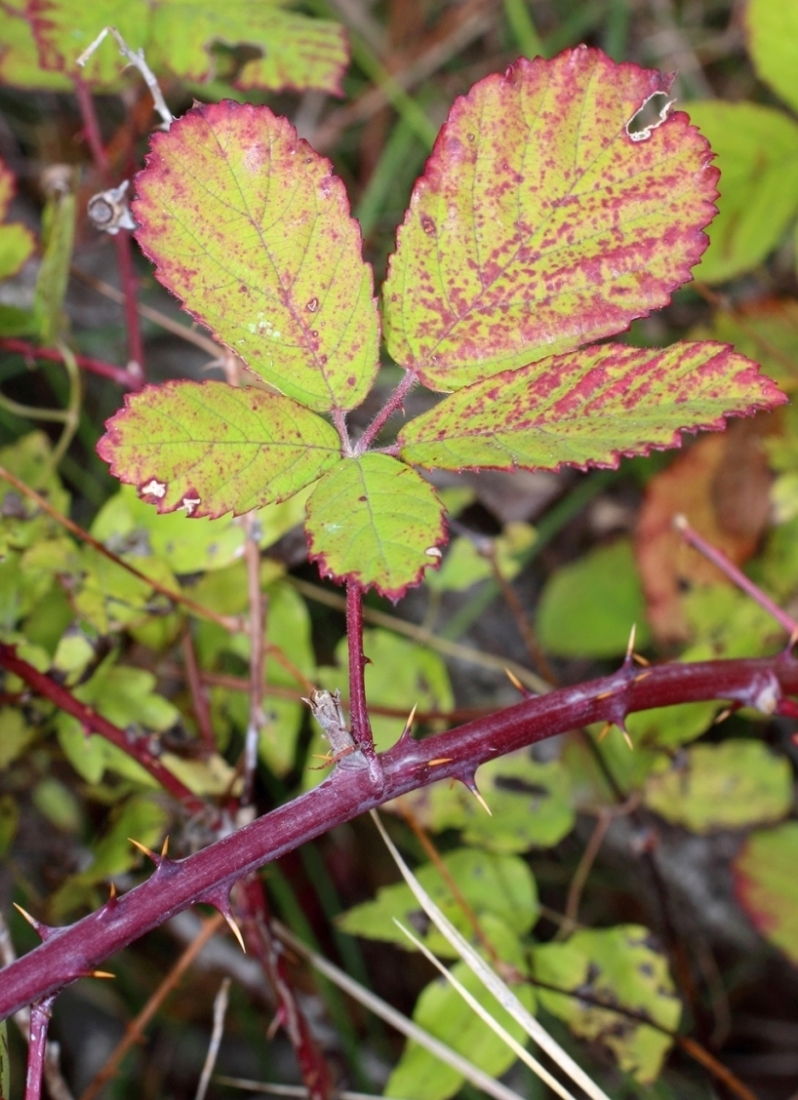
[305,454,446,598]
[98,380,342,518]
[384,48,718,390]
[133,102,379,412]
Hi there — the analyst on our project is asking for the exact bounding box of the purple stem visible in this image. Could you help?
[238,877,334,1100]
[0,337,137,390]
[24,996,55,1100]
[0,650,795,1020]
[354,370,418,454]
[675,515,798,637]
[113,231,146,384]
[74,77,146,383]
[346,582,375,752]
[0,644,206,815]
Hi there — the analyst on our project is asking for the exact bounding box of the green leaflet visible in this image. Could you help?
[748,0,798,115]
[22,0,347,93]
[305,454,446,599]
[734,822,798,965]
[686,102,798,283]
[33,176,76,345]
[133,102,379,413]
[49,793,170,920]
[534,925,681,1084]
[337,848,539,958]
[385,933,536,1100]
[537,539,650,658]
[98,380,342,518]
[398,342,785,472]
[383,49,718,390]
[643,741,793,833]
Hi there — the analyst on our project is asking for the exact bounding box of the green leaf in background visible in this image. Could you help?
[0,0,71,89]
[56,662,180,785]
[337,848,538,958]
[747,0,798,115]
[734,822,798,965]
[389,750,574,852]
[22,0,347,94]
[32,170,76,345]
[92,483,312,575]
[460,753,575,852]
[148,1,348,94]
[190,569,315,773]
[625,700,718,750]
[383,49,718,390]
[0,794,19,857]
[305,454,446,598]
[537,539,650,658]
[399,342,782,472]
[0,707,35,767]
[534,925,681,1084]
[425,522,536,593]
[132,102,378,413]
[680,584,784,661]
[643,741,792,832]
[385,934,536,1100]
[685,102,798,284]
[49,793,170,919]
[98,381,341,518]
[31,776,82,833]
[0,155,36,280]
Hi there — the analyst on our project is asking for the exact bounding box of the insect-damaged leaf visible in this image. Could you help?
[398,342,785,471]
[133,101,379,413]
[305,454,446,599]
[97,380,342,517]
[383,47,717,391]
[26,0,348,94]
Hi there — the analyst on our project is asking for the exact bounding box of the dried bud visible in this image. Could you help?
[88,179,136,235]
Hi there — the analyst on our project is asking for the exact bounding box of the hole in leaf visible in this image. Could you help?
[625,91,675,142]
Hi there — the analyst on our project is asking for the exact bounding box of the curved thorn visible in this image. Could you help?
[128,837,158,863]
[505,668,532,697]
[224,913,246,953]
[401,703,418,740]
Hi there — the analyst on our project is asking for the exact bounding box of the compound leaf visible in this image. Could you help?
[734,822,798,965]
[399,342,785,471]
[383,47,718,391]
[98,380,342,518]
[134,101,379,413]
[305,453,445,599]
[27,0,347,94]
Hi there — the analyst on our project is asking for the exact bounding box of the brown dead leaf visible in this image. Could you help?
[636,418,775,642]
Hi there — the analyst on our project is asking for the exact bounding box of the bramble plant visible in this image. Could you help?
[3,26,798,1100]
